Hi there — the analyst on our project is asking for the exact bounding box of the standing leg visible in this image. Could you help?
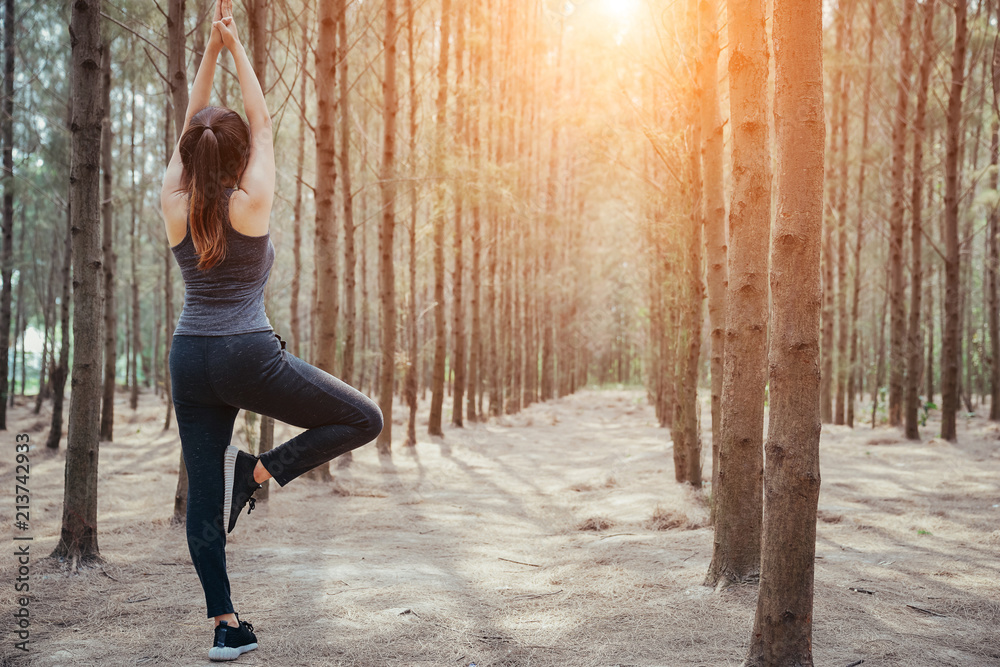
[207,331,384,486]
[170,335,242,618]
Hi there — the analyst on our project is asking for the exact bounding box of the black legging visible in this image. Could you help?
[168,329,383,617]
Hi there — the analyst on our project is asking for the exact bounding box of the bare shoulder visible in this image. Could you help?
[161,191,189,248]
[228,188,271,237]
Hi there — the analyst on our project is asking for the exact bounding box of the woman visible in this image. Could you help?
[161,1,383,660]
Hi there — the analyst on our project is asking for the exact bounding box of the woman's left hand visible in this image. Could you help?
[207,0,225,49]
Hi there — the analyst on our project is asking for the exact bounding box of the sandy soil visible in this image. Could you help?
[1,386,998,666]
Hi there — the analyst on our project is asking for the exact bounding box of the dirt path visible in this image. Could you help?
[2,388,999,666]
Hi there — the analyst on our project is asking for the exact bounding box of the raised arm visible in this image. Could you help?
[214,5,275,228]
[160,0,226,215]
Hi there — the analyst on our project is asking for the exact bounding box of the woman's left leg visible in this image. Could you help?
[206,331,383,486]
[169,334,243,619]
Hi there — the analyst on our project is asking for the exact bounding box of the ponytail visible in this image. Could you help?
[178,106,251,271]
[188,128,228,271]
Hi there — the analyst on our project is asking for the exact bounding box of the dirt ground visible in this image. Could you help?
[1,386,999,666]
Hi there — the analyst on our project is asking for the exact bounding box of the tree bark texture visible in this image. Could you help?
[905,0,935,440]
[699,0,727,486]
[887,0,916,428]
[376,0,399,455]
[54,0,104,563]
[705,0,770,587]
[744,0,823,660]
[941,0,967,442]
[100,42,117,442]
[428,0,452,437]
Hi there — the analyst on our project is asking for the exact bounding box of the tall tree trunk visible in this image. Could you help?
[0,0,14,429]
[53,0,103,563]
[339,0,356,387]
[700,0,727,464]
[9,218,21,406]
[428,0,452,436]
[833,0,856,426]
[376,0,399,456]
[451,0,467,427]
[888,0,916,428]
[819,8,840,427]
[35,240,57,414]
[166,0,186,521]
[129,91,142,411]
[704,0,770,586]
[674,0,703,488]
[290,4,309,359]
[47,86,73,449]
[926,263,935,405]
[941,0,967,442]
[989,120,999,420]
[100,41,116,442]
[744,0,823,660]
[313,0,339,379]
[905,0,935,440]
[466,0,485,423]
[847,0,878,428]
[873,263,890,427]
[403,0,419,447]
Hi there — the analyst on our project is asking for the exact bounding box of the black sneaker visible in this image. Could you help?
[208,613,258,661]
[222,445,262,534]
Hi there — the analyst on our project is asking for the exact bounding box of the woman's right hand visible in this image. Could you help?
[213,0,241,50]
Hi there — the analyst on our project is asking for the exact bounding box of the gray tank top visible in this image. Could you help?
[170,189,275,336]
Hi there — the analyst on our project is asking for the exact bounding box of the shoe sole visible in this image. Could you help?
[208,642,258,661]
[222,445,239,535]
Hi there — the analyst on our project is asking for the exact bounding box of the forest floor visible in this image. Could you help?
[1,385,999,666]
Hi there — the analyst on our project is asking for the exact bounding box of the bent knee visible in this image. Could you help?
[361,400,384,441]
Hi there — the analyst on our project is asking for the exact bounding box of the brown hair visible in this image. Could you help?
[179,106,251,271]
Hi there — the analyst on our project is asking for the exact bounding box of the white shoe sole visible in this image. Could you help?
[209,642,258,661]
[222,445,239,534]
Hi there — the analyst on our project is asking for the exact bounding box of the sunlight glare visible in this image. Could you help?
[599,0,641,23]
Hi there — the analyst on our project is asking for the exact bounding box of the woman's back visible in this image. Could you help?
[171,189,275,337]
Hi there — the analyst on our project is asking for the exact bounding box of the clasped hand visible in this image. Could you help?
[208,0,241,50]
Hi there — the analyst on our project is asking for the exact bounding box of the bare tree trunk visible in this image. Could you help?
[941,0,967,442]
[873,263,889,427]
[705,0,770,587]
[376,0,400,456]
[888,0,916,428]
[314,0,339,378]
[428,0,452,437]
[905,0,935,440]
[989,120,999,420]
[9,220,21,406]
[926,263,935,405]
[47,87,73,449]
[129,91,142,410]
[100,41,116,442]
[744,0,823,659]
[0,0,14,429]
[847,0,878,429]
[466,0,485,423]
[833,0,856,426]
[53,0,104,563]
[700,0,727,462]
[35,244,57,414]
[339,0,356,387]
[403,0,419,447]
[451,0,467,428]
[290,4,309,359]
[675,0,703,488]
[165,0,187,520]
